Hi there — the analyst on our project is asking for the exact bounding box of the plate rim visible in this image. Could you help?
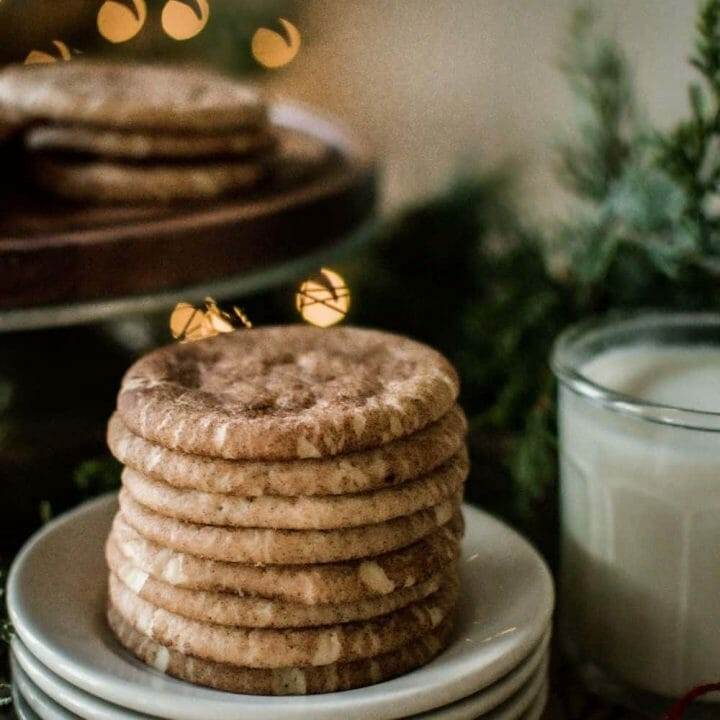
[11,652,550,720]
[423,657,548,720]
[8,495,555,720]
[10,628,551,720]
[410,637,550,720]
[11,657,75,720]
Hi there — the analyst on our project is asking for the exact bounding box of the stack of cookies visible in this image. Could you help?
[0,61,280,202]
[104,326,468,695]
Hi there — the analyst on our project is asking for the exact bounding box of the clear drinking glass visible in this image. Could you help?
[551,312,720,707]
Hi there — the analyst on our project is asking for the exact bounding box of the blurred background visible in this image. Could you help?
[0,0,698,212]
[272,0,697,213]
[4,1,720,715]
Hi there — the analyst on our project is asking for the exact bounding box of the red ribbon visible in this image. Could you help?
[663,683,720,719]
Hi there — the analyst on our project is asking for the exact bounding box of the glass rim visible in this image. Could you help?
[550,310,720,432]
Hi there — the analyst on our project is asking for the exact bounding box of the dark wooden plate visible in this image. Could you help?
[0,100,377,312]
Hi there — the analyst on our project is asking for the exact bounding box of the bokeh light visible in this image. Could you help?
[296,268,350,328]
[161,0,209,41]
[25,40,72,64]
[97,0,147,44]
[251,18,301,69]
[170,298,251,343]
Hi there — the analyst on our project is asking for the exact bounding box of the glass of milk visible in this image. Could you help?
[552,312,720,702]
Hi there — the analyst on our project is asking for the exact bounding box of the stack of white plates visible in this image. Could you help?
[7,495,554,720]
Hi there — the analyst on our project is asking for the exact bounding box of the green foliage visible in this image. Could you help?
[557,5,634,201]
[506,3,720,535]
[657,0,720,248]
[351,171,511,358]
[358,1,720,555]
[555,6,705,300]
[74,457,122,499]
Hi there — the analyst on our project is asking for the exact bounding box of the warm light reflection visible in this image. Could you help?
[161,0,209,41]
[296,268,350,328]
[251,18,301,69]
[97,0,147,44]
[170,297,252,343]
[25,40,72,64]
[479,626,519,643]
[98,0,209,43]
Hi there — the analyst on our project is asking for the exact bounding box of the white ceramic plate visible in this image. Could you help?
[11,686,39,720]
[12,655,549,720]
[12,639,155,720]
[524,684,549,720]
[11,628,550,720]
[8,495,554,720]
[12,660,75,720]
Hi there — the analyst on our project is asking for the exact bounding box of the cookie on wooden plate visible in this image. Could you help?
[107,539,444,628]
[120,448,467,529]
[110,513,462,604]
[108,571,458,667]
[117,326,460,460]
[119,489,460,564]
[107,406,466,497]
[0,62,267,131]
[25,124,277,161]
[108,606,454,695]
[29,154,268,202]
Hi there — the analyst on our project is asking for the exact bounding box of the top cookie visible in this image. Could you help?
[0,62,266,132]
[117,326,460,460]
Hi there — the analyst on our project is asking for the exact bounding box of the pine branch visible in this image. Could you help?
[497,2,720,527]
[557,4,634,201]
[656,0,720,249]
[554,5,705,305]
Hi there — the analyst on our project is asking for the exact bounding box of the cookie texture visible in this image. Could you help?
[120,448,467,529]
[0,62,266,131]
[108,571,458,668]
[104,325,465,694]
[107,606,455,695]
[25,124,276,160]
[107,406,467,496]
[119,489,459,564]
[30,155,267,202]
[107,539,443,628]
[116,327,460,460]
[110,513,463,604]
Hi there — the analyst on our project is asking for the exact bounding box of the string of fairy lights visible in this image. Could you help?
[22,0,301,69]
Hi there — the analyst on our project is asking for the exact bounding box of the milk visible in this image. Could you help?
[559,345,720,698]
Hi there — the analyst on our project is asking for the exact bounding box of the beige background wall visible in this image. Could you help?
[268,1,697,213]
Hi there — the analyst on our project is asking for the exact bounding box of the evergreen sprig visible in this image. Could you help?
[354,1,720,558]
[555,4,703,296]
[507,3,720,537]
[557,5,634,201]
[657,0,720,250]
